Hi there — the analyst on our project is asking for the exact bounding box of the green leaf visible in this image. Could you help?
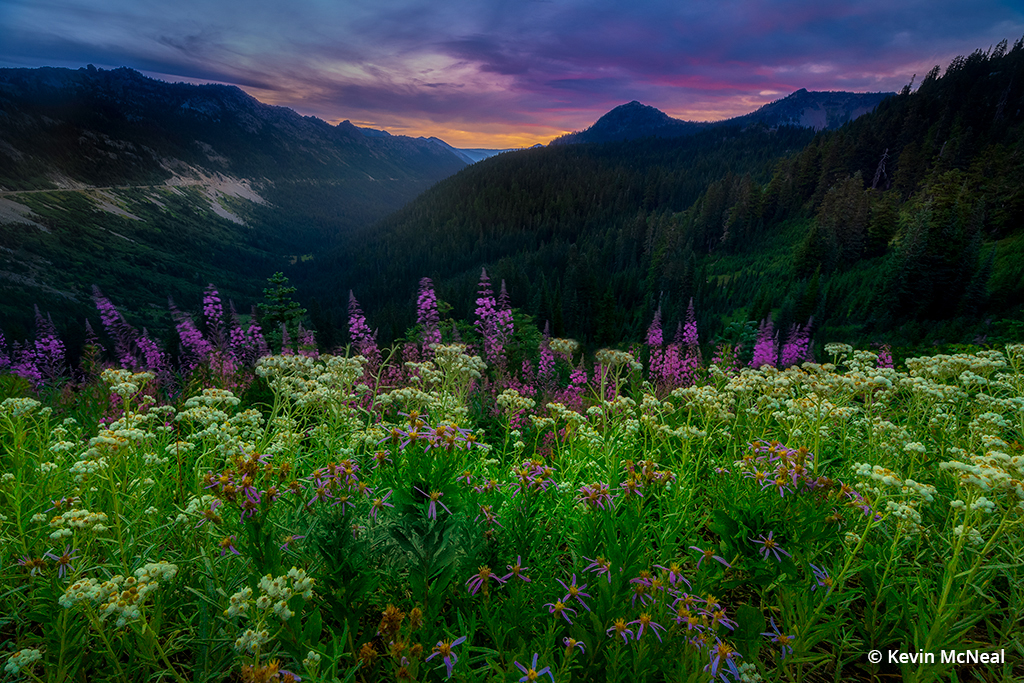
[733,603,766,659]
[304,607,323,644]
[709,508,739,539]
[390,527,421,559]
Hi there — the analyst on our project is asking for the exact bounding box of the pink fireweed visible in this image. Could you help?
[0,328,9,371]
[33,306,66,381]
[170,300,214,368]
[749,317,778,369]
[474,268,503,364]
[93,286,140,368]
[347,291,380,368]
[202,284,225,348]
[780,320,812,367]
[416,277,442,353]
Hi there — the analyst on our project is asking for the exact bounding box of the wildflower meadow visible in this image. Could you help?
[1,272,1022,683]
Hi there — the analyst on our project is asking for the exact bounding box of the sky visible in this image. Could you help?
[1,1,1023,148]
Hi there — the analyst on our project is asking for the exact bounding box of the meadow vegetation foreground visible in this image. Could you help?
[1,277,1022,683]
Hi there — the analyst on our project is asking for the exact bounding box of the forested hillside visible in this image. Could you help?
[309,126,817,342]
[306,38,1024,350]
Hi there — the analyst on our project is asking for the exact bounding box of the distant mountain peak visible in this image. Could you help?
[553,101,697,144]
[552,89,895,145]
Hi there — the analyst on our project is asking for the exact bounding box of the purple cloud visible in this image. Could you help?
[1,0,1022,146]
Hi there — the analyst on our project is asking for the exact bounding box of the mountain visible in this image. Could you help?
[309,39,1024,349]
[422,137,513,164]
[0,66,467,192]
[551,101,705,144]
[551,89,894,144]
[0,65,468,337]
[729,88,892,131]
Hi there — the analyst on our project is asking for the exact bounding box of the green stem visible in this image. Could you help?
[143,618,188,683]
[86,610,127,682]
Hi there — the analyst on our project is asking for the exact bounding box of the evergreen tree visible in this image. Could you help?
[258,272,307,352]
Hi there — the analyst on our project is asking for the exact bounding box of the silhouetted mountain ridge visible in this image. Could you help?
[552,89,894,144]
[0,65,467,189]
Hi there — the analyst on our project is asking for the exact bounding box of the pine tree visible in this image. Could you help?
[258,272,307,352]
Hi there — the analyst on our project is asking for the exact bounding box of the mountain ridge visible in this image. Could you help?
[0,65,469,191]
[551,88,894,144]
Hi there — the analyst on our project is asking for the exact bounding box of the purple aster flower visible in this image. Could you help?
[239,486,262,521]
[475,504,502,529]
[307,481,334,507]
[619,476,643,499]
[219,535,240,556]
[556,573,591,611]
[280,534,305,551]
[473,478,501,494]
[17,555,48,576]
[369,490,394,522]
[44,545,77,578]
[514,653,554,683]
[810,563,834,594]
[466,566,507,596]
[563,637,585,654]
[583,555,613,583]
[762,475,792,498]
[705,639,743,682]
[705,608,738,631]
[577,482,615,510]
[762,618,795,660]
[545,599,578,624]
[690,545,731,570]
[413,485,451,521]
[426,635,466,679]
[606,618,634,643]
[629,613,666,642]
[196,498,223,527]
[751,531,792,562]
[501,555,531,583]
[654,562,692,589]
